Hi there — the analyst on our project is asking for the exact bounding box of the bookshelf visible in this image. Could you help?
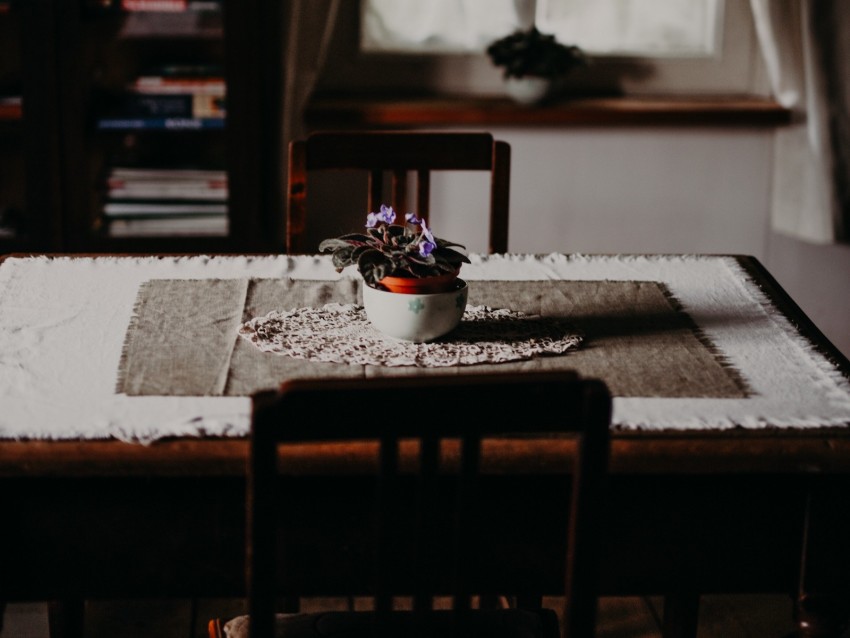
[0,1,64,253]
[0,0,285,254]
[0,0,24,245]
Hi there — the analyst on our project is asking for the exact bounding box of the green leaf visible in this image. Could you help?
[386,225,405,238]
[330,246,357,269]
[351,245,373,262]
[318,238,352,253]
[337,233,372,242]
[435,236,466,250]
[407,262,436,277]
[357,248,392,285]
[407,253,436,267]
[433,246,471,265]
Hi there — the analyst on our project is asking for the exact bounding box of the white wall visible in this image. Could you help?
[429,127,772,255]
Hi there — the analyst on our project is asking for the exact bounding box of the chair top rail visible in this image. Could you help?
[301,131,497,171]
[253,371,611,443]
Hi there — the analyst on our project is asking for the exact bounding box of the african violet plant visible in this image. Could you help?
[486,26,585,79]
[318,205,470,288]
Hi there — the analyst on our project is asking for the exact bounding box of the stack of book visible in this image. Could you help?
[102,166,228,236]
[121,0,190,10]
[0,96,22,120]
[96,65,225,131]
[85,0,221,12]
[0,205,19,238]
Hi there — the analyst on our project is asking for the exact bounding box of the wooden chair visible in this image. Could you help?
[286,131,511,254]
[209,371,612,638]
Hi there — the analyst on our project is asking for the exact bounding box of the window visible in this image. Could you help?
[362,0,722,58]
[536,0,721,57]
[318,0,766,97]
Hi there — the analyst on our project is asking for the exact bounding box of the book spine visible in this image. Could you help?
[107,177,227,188]
[0,96,22,120]
[107,216,229,237]
[96,117,225,130]
[151,64,223,77]
[108,168,227,180]
[192,93,225,118]
[132,75,225,86]
[121,94,192,117]
[103,201,228,216]
[106,188,227,201]
[119,94,225,118]
[128,83,226,96]
[0,104,22,120]
[121,0,187,11]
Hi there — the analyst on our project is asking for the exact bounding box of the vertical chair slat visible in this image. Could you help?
[452,432,480,614]
[247,390,281,638]
[416,170,430,223]
[563,379,612,638]
[391,169,407,213]
[413,434,440,613]
[375,434,399,618]
[489,140,511,254]
[285,141,307,254]
[368,169,383,214]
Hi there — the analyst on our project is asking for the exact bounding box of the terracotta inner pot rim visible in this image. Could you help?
[368,278,468,296]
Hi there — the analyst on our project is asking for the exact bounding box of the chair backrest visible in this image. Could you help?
[286,130,511,254]
[247,371,611,638]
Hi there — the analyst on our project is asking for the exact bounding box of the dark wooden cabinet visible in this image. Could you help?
[0,0,284,254]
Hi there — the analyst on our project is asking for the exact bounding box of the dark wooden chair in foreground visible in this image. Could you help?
[208,371,612,638]
[285,130,511,254]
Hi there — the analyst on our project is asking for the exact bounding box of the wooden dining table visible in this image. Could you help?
[1,252,849,638]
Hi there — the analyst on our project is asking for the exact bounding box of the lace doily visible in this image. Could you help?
[239,303,583,367]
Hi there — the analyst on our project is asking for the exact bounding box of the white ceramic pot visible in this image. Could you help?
[363,279,469,342]
[504,76,551,105]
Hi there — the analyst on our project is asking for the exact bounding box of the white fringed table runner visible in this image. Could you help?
[1,253,849,441]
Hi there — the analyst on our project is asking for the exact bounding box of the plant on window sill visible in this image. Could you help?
[486,26,586,104]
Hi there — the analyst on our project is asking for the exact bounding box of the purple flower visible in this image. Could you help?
[379,204,396,224]
[419,240,436,257]
[366,204,397,228]
[322,201,469,285]
[420,217,436,244]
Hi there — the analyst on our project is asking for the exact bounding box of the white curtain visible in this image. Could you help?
[282,0,341,146]
[750,0,850,243]
[362,0,718,55]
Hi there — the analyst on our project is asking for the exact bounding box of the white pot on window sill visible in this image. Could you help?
[504,76,552,105]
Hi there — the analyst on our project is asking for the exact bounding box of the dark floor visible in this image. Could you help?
[2,595,803,637]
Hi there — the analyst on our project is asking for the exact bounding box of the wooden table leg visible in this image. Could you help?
[47,599,84,638]
[662,591,699,638]
[796,487,850,638]
[796,593,850,638]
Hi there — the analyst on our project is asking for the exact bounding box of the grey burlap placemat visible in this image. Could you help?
[117,278,749,398]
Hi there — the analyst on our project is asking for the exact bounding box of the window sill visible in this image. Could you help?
[304,94,792,129]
